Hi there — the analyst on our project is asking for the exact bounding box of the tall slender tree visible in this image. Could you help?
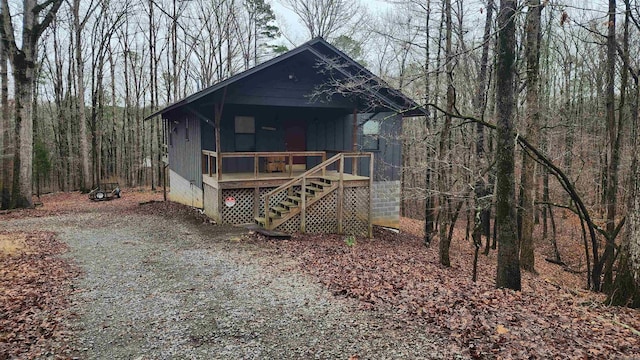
[472,0,494,280]
[0,28,8,209]
[495,0,521,290]
[519,0,544,272]
[72,0,98,191]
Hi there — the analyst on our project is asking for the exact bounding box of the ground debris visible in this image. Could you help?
[256,221,640,359]
[0,231,80,359]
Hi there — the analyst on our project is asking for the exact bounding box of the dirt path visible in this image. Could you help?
[3,198,448,359]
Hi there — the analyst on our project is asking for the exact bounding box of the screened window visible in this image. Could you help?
[362,120,380,150]
[235,116,256,151]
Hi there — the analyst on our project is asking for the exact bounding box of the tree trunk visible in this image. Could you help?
[1,0,63,207]
[438,0,454,267]
[607,0,639,306]
[472,0,494,265]
[495,0,521,290]
[597,0,619,292]
[10,62,34,208]
[72,0,92,191]
[519,0,543,273]
[0,35,9,209]
[424,0,435,246]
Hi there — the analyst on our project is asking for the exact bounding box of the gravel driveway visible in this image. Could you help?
[3,203,448,359]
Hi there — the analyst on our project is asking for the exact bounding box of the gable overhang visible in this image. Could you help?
[146,37,427,121]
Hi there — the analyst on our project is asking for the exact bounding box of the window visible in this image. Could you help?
[362,120,380,150]
[235,116,255,151]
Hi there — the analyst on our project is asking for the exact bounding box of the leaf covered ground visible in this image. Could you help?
[0,231,80,359]
[0,189,160,359]
[256,219,640,359]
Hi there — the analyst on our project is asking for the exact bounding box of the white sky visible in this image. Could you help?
[270,0,392,46]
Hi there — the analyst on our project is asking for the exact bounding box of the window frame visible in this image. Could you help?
[234,116,256,152]
[362,119,381,151]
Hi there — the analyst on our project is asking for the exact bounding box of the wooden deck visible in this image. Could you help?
[203,170,369,189]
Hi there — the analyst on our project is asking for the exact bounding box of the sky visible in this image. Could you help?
[270,0,392,46]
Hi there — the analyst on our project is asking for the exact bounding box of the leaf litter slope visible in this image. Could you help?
[0,231,80,359]
[259,220,640,359]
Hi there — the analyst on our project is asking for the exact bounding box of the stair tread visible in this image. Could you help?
[281,201,298,208]
[309,180,331,187]
[273,206,290,213]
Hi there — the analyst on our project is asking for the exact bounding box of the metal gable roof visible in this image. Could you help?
[146,37,426,120]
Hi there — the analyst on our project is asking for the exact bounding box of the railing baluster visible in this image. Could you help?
[300,176,306,233]
[288,154,293,177]
[337,154,344,234]
[254,153,259,179]
[265,194,270,229]
[368,152,374,237]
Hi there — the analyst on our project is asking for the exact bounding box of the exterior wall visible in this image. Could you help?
[224,52,355,109]
[357,112,402,182]
[169,169,203,208]
[200,105,349,173]
[167,114,203,189]
[203,183,219,222]
[372,180,401,228]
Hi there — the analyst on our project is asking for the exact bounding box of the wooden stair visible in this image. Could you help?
[255,177,336,229]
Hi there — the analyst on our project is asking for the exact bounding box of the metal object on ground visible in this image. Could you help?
[89,183,121,201]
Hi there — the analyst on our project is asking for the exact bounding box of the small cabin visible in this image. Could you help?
[149,37,424,236]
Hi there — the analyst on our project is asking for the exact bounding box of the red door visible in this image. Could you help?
[284,121,306,164]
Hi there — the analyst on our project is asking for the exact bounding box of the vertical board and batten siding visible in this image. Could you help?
[167,114,203,190]
[222,51,355,109]
[353,112,402,228]
[306,113,353,170]
[356,112,402,182]
[199,105,351,173]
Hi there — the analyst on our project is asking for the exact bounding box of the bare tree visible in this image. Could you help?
[495,0,521,290]
[0,0,64,208]
[472,0,494,281]
[608,0,640,307]
[438,0,454,267]
[282,0,364,41]
[72,0,99,191]
[0,29,8,208]
[519,0,544,272]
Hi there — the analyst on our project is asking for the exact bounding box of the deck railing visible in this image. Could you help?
[262,152,374,233]
[202,151,327,181]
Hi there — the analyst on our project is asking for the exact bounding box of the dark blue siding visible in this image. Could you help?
[357,112,402,181]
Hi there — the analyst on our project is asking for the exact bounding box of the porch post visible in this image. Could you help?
[300,176,306,233]
[337,155,344,234]
[352,108,359,175]
[214,104,222,182]
[368,153,374,238]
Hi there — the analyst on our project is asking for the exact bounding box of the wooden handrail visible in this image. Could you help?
[263,153,344,199]
[262,152,373,229]
[202,150,327,180]
[219,151,325,158]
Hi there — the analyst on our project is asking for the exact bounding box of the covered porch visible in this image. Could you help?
[201,150,373,236]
